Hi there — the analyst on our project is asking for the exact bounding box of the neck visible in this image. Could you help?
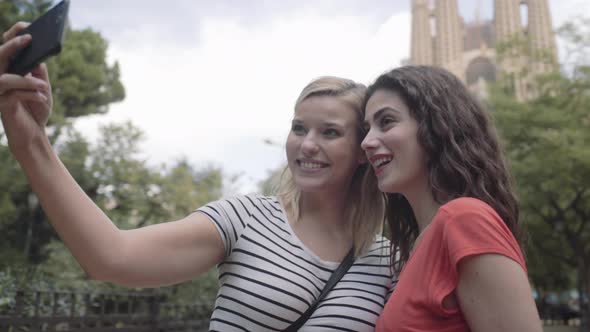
[286,188,353,261]
[404,184,441,233]
[299,189,349,229]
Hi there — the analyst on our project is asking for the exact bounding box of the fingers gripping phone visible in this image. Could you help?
[6,0,70,76]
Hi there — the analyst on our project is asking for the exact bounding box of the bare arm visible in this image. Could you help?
[0,22,224,288]
[23,142,224,287]
[457,254,542,332]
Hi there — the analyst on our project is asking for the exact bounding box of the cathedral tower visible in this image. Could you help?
[494,0,522,41]
[494,0,527,100]
[409,0,558,100]
[527,0,558,72]
[410,0,433,65]
[433,0,464,80]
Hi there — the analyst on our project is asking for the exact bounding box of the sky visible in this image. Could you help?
[65,0,588,194]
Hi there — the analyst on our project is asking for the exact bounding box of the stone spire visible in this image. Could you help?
[433,0,464,79]
[410,0,434,65]
[494,0,522,42]
[526,0,558,72]
[494,0,528,100]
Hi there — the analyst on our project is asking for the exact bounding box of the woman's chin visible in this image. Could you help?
[295,180,326,193]
[378,178,400,194]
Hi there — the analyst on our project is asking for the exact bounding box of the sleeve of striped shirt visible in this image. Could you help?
[382,239,398,301]
[195,195,252,257]
[386,273,398,301]
[386,247,399,300]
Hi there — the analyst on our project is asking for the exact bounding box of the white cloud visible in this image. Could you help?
[550,0,590,27]
[73,9,411,193]
[71,1,583,194]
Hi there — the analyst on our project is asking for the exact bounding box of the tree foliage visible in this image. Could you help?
[490,16,590,327]
[1,1,224,304]
[0,0,125,266]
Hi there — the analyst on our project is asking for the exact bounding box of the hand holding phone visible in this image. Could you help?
[6,0,69,76]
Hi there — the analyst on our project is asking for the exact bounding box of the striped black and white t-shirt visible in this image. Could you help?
[197,194,396,332]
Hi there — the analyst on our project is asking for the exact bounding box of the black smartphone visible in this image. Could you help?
[6,0,70,76]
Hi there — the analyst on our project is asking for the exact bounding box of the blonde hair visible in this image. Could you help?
[276,76,385,256]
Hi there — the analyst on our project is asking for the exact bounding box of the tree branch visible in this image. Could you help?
[547,195,584,255]
[572,189,589,234]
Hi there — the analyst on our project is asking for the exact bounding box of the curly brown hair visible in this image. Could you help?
[363,66,523,273]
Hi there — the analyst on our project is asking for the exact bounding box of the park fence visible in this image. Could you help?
[2,288,582,331]
[0,289,212,332]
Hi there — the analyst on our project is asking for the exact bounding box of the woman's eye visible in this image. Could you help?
[380,116,396,127]
[291,124,306,135]
[324,128,341,138]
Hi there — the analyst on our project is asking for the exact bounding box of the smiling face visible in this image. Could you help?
[286,95,364,193]
[361,89,428,194]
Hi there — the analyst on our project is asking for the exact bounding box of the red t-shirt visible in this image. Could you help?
[376,197,526,332]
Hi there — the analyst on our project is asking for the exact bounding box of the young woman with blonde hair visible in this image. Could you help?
[0,22,394,331]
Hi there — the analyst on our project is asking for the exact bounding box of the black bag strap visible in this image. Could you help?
[283,247,355,332]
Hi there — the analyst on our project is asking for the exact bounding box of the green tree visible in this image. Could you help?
[0,0,125,266]
[49,28,125,133]
[86,122,223,230]
[1,2,224,308]
[491,17,590,330]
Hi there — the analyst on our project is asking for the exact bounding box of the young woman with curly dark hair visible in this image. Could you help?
[362,65,541,332]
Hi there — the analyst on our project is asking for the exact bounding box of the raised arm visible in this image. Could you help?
[0,23,224,288]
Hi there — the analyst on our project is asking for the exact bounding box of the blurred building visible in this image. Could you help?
[410,0,557,100]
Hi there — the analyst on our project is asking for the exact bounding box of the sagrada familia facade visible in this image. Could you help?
[409,0,557,100]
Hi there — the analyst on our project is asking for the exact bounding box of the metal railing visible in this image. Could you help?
[0,289,212,331]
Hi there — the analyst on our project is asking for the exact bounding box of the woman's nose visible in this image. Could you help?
[301,135,320,156]
[361,129,378,151]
